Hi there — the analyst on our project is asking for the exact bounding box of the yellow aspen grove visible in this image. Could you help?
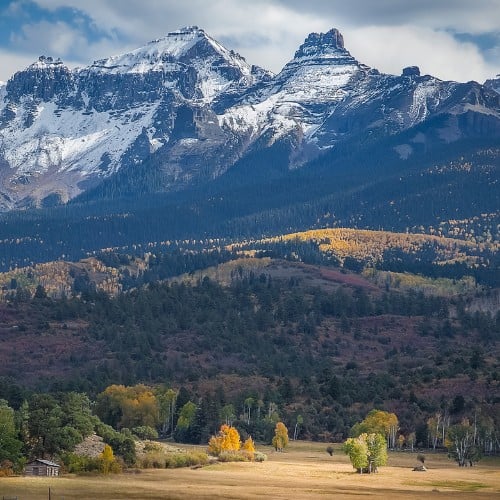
[208,424,241,456]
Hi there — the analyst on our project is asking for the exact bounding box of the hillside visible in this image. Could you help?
[1,249,498,439]
[1,227,498,298]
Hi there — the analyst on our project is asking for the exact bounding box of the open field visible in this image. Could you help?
[1,442,499,499]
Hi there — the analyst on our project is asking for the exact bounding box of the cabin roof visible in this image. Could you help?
[28,459,60,467]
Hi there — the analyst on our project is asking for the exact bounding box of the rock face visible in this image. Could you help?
[485,75,500,94]
[0,27,499,210]
[402,66,421,77]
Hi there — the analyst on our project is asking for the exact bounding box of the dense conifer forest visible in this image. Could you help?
[0,250,498,464]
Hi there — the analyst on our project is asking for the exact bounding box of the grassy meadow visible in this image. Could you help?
[1,442,499,499]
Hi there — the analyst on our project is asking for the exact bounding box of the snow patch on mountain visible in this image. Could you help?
[2,99,159,178]
[87,26,254,104]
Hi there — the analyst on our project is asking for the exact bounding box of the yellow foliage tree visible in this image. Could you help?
[351,409,399,449]
[243,436,255,453]
[96,384,160,430]
[208,425,241,456]
[99,444,115,474]
[242,436,256,459]
[272,422,289,452]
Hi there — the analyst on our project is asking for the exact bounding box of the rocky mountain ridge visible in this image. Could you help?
[0,26,498,210]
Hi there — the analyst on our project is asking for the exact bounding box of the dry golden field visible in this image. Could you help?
[1,442,499,499]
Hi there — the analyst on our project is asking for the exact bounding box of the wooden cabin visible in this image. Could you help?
[24,459,60,477]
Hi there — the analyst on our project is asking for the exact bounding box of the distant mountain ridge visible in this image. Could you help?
[0,26,499,211]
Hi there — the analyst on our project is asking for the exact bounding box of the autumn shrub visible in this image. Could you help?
[0,460,14,477]
[143,441,163,452]
[165,451,208,468]
[218,451,248,462]
[139,449,208,469]
[165,453,188,468]
[254,452,267,462]
[139,452,165,469]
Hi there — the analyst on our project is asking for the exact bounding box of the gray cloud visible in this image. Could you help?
[274,0,500,32]
[0,0,497,83]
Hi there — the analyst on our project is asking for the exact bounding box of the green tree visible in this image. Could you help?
[343,435,369,472]
[60,392,95,438]
[25,392,95,459]
[343,433,387,473]
[365,433,388,472]
[221,404,236,426]
[174,401,197,443]
[0,400,23,465]
[446,420,482,467]
[156,388,177,437]
[27,394,63,458]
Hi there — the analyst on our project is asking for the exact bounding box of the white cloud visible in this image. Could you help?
[347,26,498,83]
[12,20,88,57]
[0,1,497,82]
[0,49,38,82]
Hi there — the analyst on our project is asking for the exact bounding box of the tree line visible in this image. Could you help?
[1,386,492,476]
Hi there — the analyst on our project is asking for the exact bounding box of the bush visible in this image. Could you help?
[132,426,158,440]
[139,451,209,469]
[218,451,248,462]
[143,441,164,453]
[254,452,267,462]
[94,422,136,466]
[165,451,208,468]
[61,453,102,473]
[0,460,14,477]
[138,452,166,469]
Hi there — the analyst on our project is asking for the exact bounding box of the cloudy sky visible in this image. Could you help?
[0,0,498,83]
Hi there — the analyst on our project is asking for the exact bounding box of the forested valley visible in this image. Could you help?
[0,247,498,472]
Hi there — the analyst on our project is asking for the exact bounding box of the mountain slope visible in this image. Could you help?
[0,27,270,210]
[0,27,498,211]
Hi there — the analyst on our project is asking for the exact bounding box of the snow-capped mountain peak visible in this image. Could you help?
[272,28,363,104]
[89,26,232,73]
[485,74,500,95]
[0,27,498,211]
[85,26,257,104]
[293,28,346,60]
